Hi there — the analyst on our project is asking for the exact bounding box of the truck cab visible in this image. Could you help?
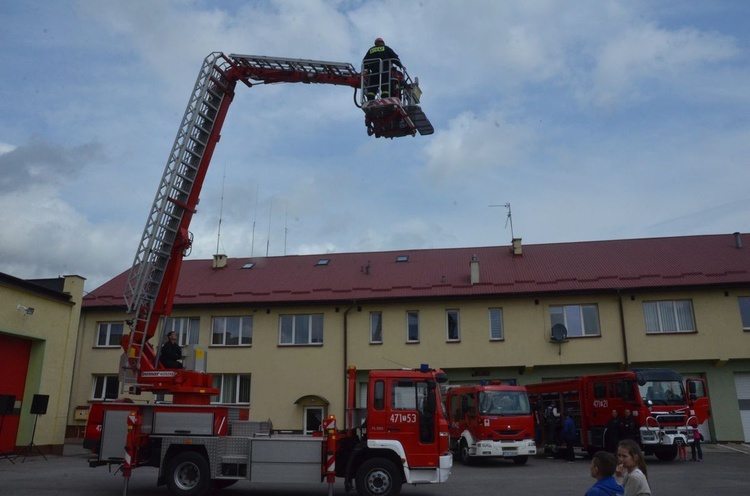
[445,383,536,465]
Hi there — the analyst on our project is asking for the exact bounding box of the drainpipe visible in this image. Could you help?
[617,289,630,369]
[343,303,357,428]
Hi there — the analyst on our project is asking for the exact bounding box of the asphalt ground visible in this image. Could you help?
[0,442,748,496]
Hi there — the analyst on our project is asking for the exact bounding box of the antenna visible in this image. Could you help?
[489,202,515,241]
[284,201,289,256]
[266,197,273,257]
[251,183,259,257]
[215,164,226,255]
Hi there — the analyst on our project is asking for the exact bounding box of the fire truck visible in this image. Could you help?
[83,52,444,496]
[525,369,710,461]
[445,382,536,465]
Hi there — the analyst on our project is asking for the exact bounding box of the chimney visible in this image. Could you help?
[512,238,523,256]
[213,254,228,269]
[470,255,480,284]
[734,232,743,249]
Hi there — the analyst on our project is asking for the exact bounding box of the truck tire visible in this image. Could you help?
[355,458,402,496]
[654,445,678,461]
[513,455,529,465]
[459,439,475,465]
[165,451,211,496]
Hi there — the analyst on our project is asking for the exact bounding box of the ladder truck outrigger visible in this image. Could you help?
[82,52,445,496]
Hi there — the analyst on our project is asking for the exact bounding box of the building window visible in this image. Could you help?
[92,375,119,400]
[211,374,251,404]
[550,304,601,337]
[406,311,419,342]
[370,312,383,344]
[96,322,124,347]
[740,297,750,331]
[489,308,504,340]
[446,310,460,342]
[164,317,200,345]
[643,300,696,334]
[279,314,323,345]
[212,316,253,346]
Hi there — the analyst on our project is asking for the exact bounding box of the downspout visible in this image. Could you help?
[343,303,357,428]
[617,289,630,369]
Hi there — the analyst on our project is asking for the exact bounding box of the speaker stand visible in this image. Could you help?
[0,414,15,464]
[15,414,47,462]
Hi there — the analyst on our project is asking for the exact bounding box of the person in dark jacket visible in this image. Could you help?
[562,410,577,461]
[586,451,625,496]
[362,37,403,100]
[160,331,183,369]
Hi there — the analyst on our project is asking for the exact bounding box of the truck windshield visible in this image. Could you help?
[478,391,531,416]
[638,380,685,405]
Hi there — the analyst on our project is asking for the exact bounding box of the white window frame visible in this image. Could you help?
[370,312,383,344]
[739,297,750,331]
[212,316,253,346]
[550,304,601,337]
[489,308,504,340]
[92,375,119,400]
[303,406,325,435]
[279,314,324,345]
[406,311,420,343]
[211,374,251,404]
[96,322,124,348]
[643,300,696,334]
[163,317,200,345]
[446,309,460,342]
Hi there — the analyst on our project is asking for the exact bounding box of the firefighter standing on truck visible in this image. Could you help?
[363,37,404,100]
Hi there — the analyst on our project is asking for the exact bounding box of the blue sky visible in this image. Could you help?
[1,0,749,292]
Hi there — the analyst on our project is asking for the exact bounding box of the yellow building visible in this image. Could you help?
[73,233,750,442]
[0,273,84,456]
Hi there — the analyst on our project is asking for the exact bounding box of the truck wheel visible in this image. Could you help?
[459,439,475,465]
[513,456,528,465]
[654,445,678,461]
[355,458,402,496]
[165,451,211,496]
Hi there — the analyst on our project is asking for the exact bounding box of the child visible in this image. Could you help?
[586,451,624,496]
[690,426,703,461]
[616,439,652,496]
[678,438,688,461]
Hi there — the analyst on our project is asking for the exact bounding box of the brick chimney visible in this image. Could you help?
[470,255,480,284]
[512,238,523,256]
[213,254,228,269]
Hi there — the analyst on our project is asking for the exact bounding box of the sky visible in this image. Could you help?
[1,0,749,294]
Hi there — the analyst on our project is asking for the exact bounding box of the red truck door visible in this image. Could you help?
[371,377,440,468]
[686,378,710,423]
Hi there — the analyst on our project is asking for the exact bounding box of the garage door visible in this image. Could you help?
[734,373,750,443]
[0,334,32,452]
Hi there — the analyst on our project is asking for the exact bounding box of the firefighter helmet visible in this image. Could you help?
[374,37,384,45]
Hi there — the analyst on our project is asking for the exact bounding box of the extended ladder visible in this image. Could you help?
[122,52,236,385]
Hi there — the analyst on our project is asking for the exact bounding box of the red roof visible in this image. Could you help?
[83,233,750,308]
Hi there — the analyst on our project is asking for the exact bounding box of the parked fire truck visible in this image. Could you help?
[525,369,710,460]
[82,52,443,496]
[445,382,536,465]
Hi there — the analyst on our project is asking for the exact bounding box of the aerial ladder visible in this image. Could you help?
[119,52,433,405]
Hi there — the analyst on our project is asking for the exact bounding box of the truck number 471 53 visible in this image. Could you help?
[391,413,418,424]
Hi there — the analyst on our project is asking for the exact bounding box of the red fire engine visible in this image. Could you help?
[445,382,536,465]
[525,369,710,460]
[83,52,445,496]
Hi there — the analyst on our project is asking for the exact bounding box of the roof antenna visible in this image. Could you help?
[215,163,226,256]
[251,183,259,257]
[266,197,273,257]
[489,202,514,242]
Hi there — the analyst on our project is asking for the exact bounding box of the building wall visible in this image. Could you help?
[73,284,750,441]
[0,275,84,454]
